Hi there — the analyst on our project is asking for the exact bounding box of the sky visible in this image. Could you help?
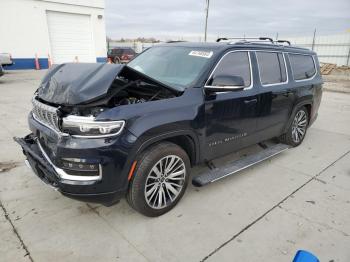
[105,0,350,41]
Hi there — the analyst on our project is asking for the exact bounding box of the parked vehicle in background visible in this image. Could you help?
[0,64,4,77]
[15,37,323,217]
[107,47,136,63]
[0,53,13,66]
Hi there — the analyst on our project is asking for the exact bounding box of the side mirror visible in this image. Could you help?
[205,75,245,93]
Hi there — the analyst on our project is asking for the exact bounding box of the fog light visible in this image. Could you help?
[61,158,99,172]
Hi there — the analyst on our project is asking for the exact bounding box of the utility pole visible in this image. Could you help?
[204,0,210,42]
[311,29,316,51]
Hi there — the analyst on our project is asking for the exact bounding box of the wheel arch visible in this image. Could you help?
[283,100,313,133]
[135,130,200,166]
[304,104,312,119]
[164,135,196,166]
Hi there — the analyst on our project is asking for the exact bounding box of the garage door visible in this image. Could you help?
[46,11,95,64]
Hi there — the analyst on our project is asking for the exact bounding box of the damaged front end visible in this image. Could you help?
[15,133,121,205]
[15,62,182,205]
[15,134,60,189]
[34,63,179,137]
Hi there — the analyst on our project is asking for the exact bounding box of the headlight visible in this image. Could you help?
[62,115,125,138]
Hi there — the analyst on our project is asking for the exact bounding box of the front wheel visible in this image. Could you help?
[127,142,190,217]
[279,107,309,147]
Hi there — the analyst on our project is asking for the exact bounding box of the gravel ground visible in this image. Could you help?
[323,69,350,93]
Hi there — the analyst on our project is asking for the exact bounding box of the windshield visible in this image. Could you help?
[127,46,214,90]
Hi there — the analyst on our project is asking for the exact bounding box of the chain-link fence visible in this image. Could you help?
[107,32,350,66]
[279,32,350,66]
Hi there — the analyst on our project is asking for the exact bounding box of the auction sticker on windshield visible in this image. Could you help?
[189,50,213,58]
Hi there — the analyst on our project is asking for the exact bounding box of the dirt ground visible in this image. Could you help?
[323,67,350,93]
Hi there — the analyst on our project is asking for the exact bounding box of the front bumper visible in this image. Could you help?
[14,135,125,205]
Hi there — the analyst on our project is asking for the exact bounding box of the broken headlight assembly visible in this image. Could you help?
[62,115,125,138]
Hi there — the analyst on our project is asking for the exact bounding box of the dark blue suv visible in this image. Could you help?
[15,38,323,216]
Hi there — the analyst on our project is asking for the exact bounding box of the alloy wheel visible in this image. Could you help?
[291,110,307,143]
[144,155,186,209]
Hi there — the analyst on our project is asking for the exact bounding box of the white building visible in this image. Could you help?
[0,0,107,69]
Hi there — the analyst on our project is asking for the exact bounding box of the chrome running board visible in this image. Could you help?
[192,143,289,187]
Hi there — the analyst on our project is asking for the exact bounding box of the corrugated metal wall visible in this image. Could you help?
[284,33,350,66]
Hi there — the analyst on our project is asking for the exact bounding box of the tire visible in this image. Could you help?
[114,57,120,64]
[279,106,309,147]
[127,142,190,217]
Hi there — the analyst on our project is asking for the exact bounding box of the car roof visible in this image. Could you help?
[158,41,316,55]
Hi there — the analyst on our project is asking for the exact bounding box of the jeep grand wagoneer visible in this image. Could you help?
[15,37,322,216]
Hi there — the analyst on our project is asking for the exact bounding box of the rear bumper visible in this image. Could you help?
[14,135,124,205]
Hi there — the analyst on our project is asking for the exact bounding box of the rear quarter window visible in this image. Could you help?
[289,54,316,80]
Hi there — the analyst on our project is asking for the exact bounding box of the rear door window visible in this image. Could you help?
[209,51,251,87]
[289,54,316,80]
[256,52,287,85]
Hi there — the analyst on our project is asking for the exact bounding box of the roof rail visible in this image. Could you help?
[166,40,187,43]
[216,37,274,43]
[275,40,291,45]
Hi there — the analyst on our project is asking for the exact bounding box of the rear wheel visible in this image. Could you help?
[127,142,190,217]
[280,107,309,147]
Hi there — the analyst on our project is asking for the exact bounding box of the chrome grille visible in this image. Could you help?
[32,98,60,132]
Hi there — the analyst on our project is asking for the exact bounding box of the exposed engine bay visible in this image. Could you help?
[108,70,177,108]
[35,63,180,117]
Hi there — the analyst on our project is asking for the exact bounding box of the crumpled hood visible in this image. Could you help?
[37,63,124,105]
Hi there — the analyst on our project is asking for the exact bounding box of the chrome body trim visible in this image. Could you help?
[287,53,318,82]
[37,140,102,184]
[204,49,319,92]
[32,98,60,131]
[255,51,289,87]
[32,112,69,137]
[204,50,254,90]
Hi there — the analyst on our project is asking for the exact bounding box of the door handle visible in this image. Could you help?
[244,98,257,104]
